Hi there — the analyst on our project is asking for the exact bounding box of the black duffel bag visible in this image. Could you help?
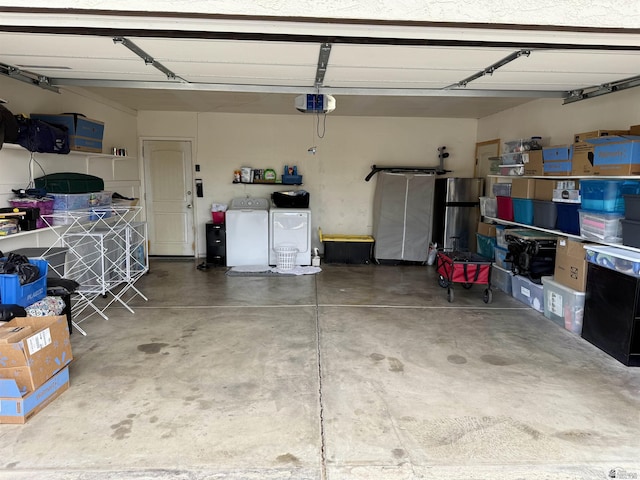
[14,114,70,154]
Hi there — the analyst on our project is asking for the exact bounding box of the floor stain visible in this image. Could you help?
[392,448,405,458]
[137,343,169,354]
[370,353,385,361]
[5,462,18,469]
[127,413,136,419]
[554,429,599,443]
[198,400,214,410]
[387,357,404,372]
[276,453,300,464]
[110,419,133,440]
[447,354,468,365]
[480,354,515,366]
[149,416,159,424]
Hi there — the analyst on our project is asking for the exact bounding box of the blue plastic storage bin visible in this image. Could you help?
[476,233,496,260]
[580,179,640,214]
[494,245,512,270]
[555,202,581,235]
[0,258,48,307]
[512,198,534,225]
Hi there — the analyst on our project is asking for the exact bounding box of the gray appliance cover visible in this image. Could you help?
[372,172,435,262]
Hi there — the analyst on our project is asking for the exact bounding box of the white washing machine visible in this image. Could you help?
[269,207,312,266]
[226,197,270,266]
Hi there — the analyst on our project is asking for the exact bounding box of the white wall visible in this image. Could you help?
[477,88,640,146]
[0,76,139,251]
[138,110,478,256]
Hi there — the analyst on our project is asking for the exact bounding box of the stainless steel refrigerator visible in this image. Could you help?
[432,177,484,251]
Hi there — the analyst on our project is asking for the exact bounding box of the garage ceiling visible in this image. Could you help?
[2,10,640,118]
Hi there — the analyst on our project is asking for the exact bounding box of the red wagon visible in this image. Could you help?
[435,250,493,303]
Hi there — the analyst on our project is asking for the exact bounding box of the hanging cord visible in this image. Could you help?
[26,151,36,189]
[315,111,327,139]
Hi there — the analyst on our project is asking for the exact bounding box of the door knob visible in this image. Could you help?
[187,204,192,209]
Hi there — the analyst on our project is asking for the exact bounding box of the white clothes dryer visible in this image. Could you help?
[226,197,270,266]
[269,207,311,266]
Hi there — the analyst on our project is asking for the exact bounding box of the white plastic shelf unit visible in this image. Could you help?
[40,206,148,335]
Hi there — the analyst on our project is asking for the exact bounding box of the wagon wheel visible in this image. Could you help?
[483,288,493,304]
[447,287,454,303]
[462,283,473,289]
[438,275,449,288]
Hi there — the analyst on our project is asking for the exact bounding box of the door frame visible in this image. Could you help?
[139,136,198,257]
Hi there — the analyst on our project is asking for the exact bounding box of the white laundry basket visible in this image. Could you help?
[275,246,298,270]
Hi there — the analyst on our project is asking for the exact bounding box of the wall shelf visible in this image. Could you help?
[488,174,640,180]
[1,143,135,160]
[484,215,640,255]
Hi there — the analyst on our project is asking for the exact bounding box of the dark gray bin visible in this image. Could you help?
[623,194,640,221]
[621,218,640,248]
[533,200,557,230]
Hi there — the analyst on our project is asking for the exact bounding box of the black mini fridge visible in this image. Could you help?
[582,263,640,366]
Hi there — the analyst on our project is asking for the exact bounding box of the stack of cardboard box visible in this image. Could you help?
[0,316,72,424]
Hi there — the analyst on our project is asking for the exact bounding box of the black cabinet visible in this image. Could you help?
[582,263,640,366]
[206,222,226,266]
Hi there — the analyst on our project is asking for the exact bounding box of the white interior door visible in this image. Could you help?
[143,140,195,256]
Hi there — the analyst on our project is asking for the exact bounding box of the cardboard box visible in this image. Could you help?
[477,221,496,237]
[534,179,555,201]
[0,325,33,344]
[630,125,640,135]
[543,145,573,161]
[0,316,72,395]
[511,178,536,199]
[587,135,640,176]
[30,114,104,153]
[572,142,596,176]
[553,237,590,292]
[522,150,544,176]
[574,130,629,143]
[0,366,69,424]
[544,160,573,176]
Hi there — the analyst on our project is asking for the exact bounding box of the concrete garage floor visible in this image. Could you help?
[1,259,640,480]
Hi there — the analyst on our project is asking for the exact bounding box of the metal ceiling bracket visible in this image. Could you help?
[315,42,332,87]
[445,49,531,89]
[113,36,187,82]
[563,73,640,104]
[0,61,59,93]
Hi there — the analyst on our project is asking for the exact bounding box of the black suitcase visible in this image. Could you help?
[505,230,557,283]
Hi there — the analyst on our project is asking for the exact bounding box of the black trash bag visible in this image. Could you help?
[0,253,41,285]
[14,114,70,154]
[0,103,19,150]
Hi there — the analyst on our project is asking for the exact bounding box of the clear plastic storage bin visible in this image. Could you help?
[541,276,585,334]
[578,210,623,243]
[479,196,497,218]
[492,183,512,197]
[495,225,510,248]
[493,245,511,270]
[511,274,545,313]
[491,263,514,294]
